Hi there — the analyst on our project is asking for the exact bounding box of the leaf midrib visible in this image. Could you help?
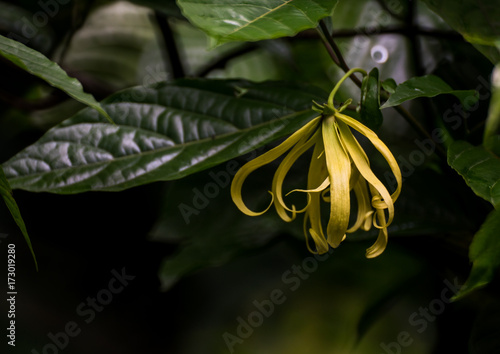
[221,0,293,38]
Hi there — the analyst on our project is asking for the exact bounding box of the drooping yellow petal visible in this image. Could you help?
[366,225,388,258]
[303,135,329,254]
[287,176,330,195]
[366,195,388,258]
[272,129,321,222]
[322,116,351,248]
[336,119,396,226]
[349,162,361,190]
[308,228,330,254]
[321,189,330,202]
[231,116,321,216]
[347,177,374,233]
[336,112,402,203]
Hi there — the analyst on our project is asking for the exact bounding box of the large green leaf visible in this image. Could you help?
[381,75,478,109]
[421,0,500,63]
[454,208,500,300]
[0,34,111,123]
[448,140,500,299]
[2,79,325,194]
[448,140,500,208]
[177,0,338,46]
[0,166,37,270]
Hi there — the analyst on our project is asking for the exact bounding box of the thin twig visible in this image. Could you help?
[406,1,424,77]
[405,1,443,140]
[316,27,341,67]
[469,120,485,136]
[318,20,363,88]
[195,43,259,77]
[390,103,447,158]
[153,11,185,79]
[297,27,463,41]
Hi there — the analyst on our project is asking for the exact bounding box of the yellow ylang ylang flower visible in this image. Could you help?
[231,69,402,257]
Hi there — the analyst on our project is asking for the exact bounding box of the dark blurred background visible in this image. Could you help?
[1,0,500,353]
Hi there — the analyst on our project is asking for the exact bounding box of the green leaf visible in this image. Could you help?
[447,140,500,208]
[2,79,325,194]
[484,65,500,141]
[453,208,500,300]
[380,74,478,109]
[0,166,37,270]
[421,0,500,63]
[177,0,338,46]
[380,78,397,94]
[359,68,383,130]
[0,34,112,123]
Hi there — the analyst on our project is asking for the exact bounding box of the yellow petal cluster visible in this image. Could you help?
[231,70,402,257]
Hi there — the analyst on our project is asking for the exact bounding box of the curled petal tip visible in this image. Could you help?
[308,228,329,254]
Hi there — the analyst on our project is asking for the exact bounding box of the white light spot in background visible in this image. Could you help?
[371,45,389,63]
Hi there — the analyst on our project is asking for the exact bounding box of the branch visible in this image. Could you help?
[318,20,363,88]
[405,1,443,137]
[406,1,424,76]
[195,43,259,77]
[298,27,463,41]
[390,102,447,159]
[153,12,185,79]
